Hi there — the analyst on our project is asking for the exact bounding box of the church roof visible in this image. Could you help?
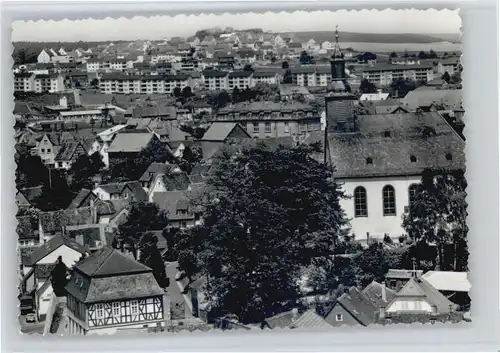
[326,112,465,178]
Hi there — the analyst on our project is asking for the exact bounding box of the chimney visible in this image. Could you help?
[381,283,387,303]
[75,234,84,246]
[379,306,385,319]
[292,308,299,319]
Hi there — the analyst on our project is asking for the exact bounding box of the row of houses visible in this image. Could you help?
[37,47,93,64]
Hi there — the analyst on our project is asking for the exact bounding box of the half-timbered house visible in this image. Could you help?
[65,248,169,335]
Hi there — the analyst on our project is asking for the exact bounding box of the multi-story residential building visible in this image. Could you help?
[33,73,65,93]
[437,57,461,75]
[228,71,253,89]
[361,63,435,86]
[202,70,229,90]
[14,72,35,92]
[65,248,168,335]
[86,59,128,73]
[98,73,190,94]
[290,66,331,87]
[212,101,321,140]
[252,71,281,86]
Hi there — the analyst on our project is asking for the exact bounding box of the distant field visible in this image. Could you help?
[281,31,460,44]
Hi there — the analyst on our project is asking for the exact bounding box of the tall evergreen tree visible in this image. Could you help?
[51,256,69,297]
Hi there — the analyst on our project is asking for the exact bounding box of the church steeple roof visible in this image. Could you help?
[332,25,344,60]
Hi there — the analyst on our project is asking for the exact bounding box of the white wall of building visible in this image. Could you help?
[339,175,421,241]
[37,245,83,268]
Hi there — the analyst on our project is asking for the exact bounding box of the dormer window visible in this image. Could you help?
[445,153,453,161]
[384,131,391,138]
[410,155,417,163]
[366,157,373,165]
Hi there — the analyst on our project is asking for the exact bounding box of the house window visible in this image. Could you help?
[181,221,187,228]
[265,122,271,133]
[335,314,343,322]
[366,157,373,165]
[112,302,120,317]
[95,303,104,319]
[41,149,45,153]
[410,155,417,163]
[354,186,368,217]
[408,184,419,209]
[47,148,51,153]
[284,122,290,133]
[252,123,260,133]
[386,318,392,325]
[123,192,128,199]
[445,153,453,161]
[384,131,391,138]
[382,185,396,216]
[130,300,138,315]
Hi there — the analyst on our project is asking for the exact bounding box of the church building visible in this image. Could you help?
[65,247,169,335]
[317,28,466,242]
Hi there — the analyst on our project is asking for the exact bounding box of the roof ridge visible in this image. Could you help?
[92,248,115,276]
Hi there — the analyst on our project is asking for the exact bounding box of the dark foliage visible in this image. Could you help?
[174,142,348,323]
[51,256,68,297]
[117,202,169,256]
[359,79,378,94]
[138,232,170,288]
[402,168,468,271]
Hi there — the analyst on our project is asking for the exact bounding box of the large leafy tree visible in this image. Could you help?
[15,143,48,189]
[117,202,169,258]
[70,153,104,190]
[175,142,348,323]
[402,168,468,271]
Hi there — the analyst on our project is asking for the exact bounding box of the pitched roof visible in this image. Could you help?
[39,207,93,233]
[289,309,333,329]
[67,189,96,209]
[326,112,465,178]
[152,191,195,221]
[332,287,378,326]
[66,249,164,303]
[362,281,397,308]
[54,141,86,162]
[386,269,423,279]
[139,162,179,182]
[107,132,154,153]
[402,89,463,111]
[75,247,152,277]
[420,271,470,293]
[388,277,459,314]
[202,122,248,142]
[24,235,88,266]
[161,170,191,191]
[18,186,43,205]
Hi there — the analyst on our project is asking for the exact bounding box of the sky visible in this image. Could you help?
[12,9,461,42]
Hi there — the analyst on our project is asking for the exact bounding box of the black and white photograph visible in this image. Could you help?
[12,8,469,336]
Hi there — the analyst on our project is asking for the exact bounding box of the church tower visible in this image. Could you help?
[325,26,358,134]
[324,26,359,164]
